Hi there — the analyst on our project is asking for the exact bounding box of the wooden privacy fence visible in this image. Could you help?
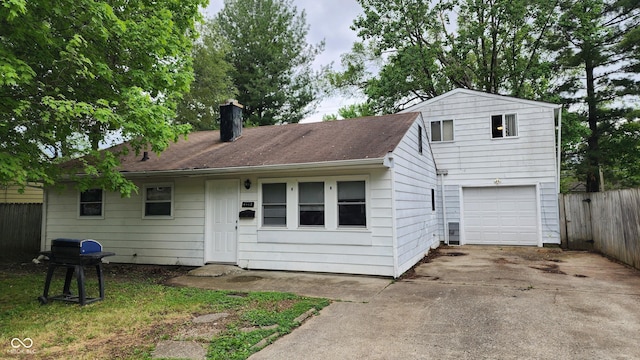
[0,203,42,254]
[559,188,640,270]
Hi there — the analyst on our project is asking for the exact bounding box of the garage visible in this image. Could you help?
[462,186,538,245]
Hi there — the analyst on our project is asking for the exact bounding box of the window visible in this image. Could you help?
[491,114,518,138]
[418,125,423,153]
[263,183,287,226]
[144,185,172,217]
[299,182,324,226]
[430,120,454,142]
[79,189,103,217]
[338,181,366,226]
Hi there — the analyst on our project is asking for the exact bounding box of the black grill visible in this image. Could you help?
[38,239,115,306]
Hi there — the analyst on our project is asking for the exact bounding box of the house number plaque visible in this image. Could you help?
[242,202,254,208]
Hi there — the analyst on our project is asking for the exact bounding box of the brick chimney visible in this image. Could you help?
[220,100,243,142]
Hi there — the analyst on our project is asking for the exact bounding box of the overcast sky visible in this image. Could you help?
[203,0,365,122]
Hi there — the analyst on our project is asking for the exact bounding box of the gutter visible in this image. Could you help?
[116,157,390,178]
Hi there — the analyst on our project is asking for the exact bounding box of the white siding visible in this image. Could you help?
[410,90,558,186]
[236,168,397,277]
[435,184,461,242]
[406,90,560,245]
[392,119,439,277]
[540,182,561,244]
[44,177,206,266]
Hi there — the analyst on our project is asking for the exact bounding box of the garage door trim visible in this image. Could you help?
[460,184,541,246]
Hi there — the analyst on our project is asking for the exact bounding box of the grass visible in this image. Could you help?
[0,263,330,359]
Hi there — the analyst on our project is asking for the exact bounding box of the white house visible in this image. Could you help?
[41,89,562,277]
[42,109,439,277]
[401,88,561,246]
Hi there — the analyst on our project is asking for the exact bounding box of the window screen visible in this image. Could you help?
[492,114,517,138]
[299,182,324,226]
[430,120,453,141]
[80,189,103,216]
[338,181,366,226]
[263,183,287,226]
[145,186,172,216]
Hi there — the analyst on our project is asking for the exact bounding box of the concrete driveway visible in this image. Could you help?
[243,246,640,360]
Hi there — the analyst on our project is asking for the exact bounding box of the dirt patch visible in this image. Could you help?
[493,257,516,265]
[400,247,452,279]
[529,263,567,275]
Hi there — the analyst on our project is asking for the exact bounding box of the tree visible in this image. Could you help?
[176,21,237,131]
[216,0,325,126]
[0,0,206,196]
[322,102,375,121]
[550,0,640,192]
[329,0,558,114]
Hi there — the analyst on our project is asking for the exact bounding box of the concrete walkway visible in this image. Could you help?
[167,265,392,303]
[245,246,640,360]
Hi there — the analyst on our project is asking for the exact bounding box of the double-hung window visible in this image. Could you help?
[430,120,454,142]
[491,114,518,138]
[144,185,173,217]
[337,181,366,227]
[79,189,103,217]
[263,183,287,226]
[299,182,324,226]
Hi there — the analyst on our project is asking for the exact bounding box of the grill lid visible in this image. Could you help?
[52,239,103,254]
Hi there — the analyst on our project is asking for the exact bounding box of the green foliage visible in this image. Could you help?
[323,102,375,121]
[0,0,206,196]
[176,20,237,131]
[216,0,326,126]
[550,0,640,191]
[329,0,557,113]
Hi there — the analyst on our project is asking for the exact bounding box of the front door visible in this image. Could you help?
[204,179,239,263]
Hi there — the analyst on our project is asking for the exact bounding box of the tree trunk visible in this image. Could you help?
[585,55,600,192]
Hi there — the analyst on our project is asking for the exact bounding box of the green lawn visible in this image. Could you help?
[0,264,329,359]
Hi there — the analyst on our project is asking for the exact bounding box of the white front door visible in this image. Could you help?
[205,180,239,263]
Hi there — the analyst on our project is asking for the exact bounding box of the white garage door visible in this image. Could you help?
[463,186,538,245]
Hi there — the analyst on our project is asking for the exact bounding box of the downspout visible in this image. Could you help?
[556,107,562,194]
[437,170,448,244]
[387,154,399,278]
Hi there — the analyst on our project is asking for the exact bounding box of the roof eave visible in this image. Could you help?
[119,157,390,178]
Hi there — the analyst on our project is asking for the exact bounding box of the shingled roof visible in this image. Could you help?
[114,112,420,174]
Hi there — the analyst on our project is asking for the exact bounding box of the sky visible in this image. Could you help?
[202,0,365,122]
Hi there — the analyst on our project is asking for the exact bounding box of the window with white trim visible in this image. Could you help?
[430,120,454,142]
[144,184,173,217]
[491,114,518,138]
[263,183,287,226]
[337,181,366,227]
[79,189,103,217]
[299,182,325,226]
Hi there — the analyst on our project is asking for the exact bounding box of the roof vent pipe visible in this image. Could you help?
[220,100,243,142]
[141,151,149,161]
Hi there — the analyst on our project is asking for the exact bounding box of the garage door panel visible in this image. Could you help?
[463,186,538,246]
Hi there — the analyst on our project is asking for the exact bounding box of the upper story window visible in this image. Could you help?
[418,125,423,153]
[299,182,325,226]
[144,184,173,217]
[430,120,453,142]
[491,114,518,138]
[337,181,366,227]
[263,183,287,226]
[79,189,103,217]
